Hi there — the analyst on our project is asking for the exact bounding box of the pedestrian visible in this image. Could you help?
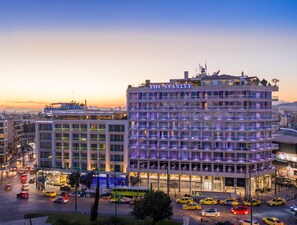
[200,217,203,224]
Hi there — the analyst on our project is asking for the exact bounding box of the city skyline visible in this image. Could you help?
[0,0,296,111]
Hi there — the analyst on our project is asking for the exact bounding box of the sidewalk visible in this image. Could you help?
[0,216,50,225]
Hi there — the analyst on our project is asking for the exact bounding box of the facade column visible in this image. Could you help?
[157,173,160,191]
[223,177,225,192]
[189,175,192,194]
[147,173,150,188]
[200,176,203,191]
[211,176,214,191]
[178,174,181,193]
[234,178,237,194]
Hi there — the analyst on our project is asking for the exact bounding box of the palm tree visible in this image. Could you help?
[67,170,81,212]
[271,78,279,86]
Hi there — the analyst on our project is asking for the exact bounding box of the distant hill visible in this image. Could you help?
[274,101,297,110]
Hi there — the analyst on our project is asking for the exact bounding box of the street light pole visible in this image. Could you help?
[275,166,277,196]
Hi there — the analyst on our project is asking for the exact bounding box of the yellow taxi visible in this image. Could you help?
[267,198,285,206]
[200,197,218,205]
[243,199,262,206]
[182,202,202,210]
[262,217,284,225]
[219,198,239,206]
[175,197,194,204]
[44,191,57,197]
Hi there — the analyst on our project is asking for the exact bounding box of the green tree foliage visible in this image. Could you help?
[80,171,94,189]
[67,170,81,212]
[131,190,173,225]
[130,175,141,186]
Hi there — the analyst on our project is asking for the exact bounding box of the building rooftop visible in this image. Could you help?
[273,128,297,144]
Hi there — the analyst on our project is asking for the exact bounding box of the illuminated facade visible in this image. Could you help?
[36,103,128,174]
[127,69,279,196]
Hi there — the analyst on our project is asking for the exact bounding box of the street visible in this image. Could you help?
[0,155,297,225]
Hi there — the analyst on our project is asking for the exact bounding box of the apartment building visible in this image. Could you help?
[36,103,128,175]
[127,69,278,196]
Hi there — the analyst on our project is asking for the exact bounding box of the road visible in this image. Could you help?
[0,157,296,225]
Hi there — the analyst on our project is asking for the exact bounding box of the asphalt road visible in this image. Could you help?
[0,158,296,225]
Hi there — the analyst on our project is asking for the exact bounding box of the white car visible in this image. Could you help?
[21,184,29,191]
[239,219,260,225]
[201,208,220,217]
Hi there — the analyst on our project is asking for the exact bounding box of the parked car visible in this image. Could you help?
[219,198,239,206]
[243,199,261,206]
[176,197,194,204]
[58,192,70,197]
[53,197,69,203]
[60,185,71,191]
[10,166,17,172]
[200,197,218,205]
[21,184,29,191]
[267,198,285,206]
[262,217,284,225]
[290,205,297,212]
[215,221,235,225]
[44,191,57,197]
[29,178,36,184]
[239,219,260,225]
[182,202,201,210]
[110,196,133,204]
[100,192,112,199]
[201,208,220,217]
[231,206,249,215]
[16,191,29,199]
[4,184,12,191]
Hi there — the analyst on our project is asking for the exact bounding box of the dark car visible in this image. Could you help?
[216,221,235,225]
[58,192,70,197]
[100,192,112,199]
[53,197,69,203]
[17,191,29,199]
[29,178,36,183]
[60,185,71,191]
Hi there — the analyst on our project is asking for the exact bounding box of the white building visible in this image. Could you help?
[36,102,128,175]
[127,69,278,197]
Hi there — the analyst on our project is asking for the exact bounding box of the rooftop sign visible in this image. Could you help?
[149,83,191,90]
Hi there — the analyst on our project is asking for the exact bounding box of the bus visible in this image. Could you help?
[111,186,150,199]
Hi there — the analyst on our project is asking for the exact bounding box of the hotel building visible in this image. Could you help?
[127,69,278,196]
[36,103,128,178]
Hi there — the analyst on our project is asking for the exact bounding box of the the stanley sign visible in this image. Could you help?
[149,83,191,90]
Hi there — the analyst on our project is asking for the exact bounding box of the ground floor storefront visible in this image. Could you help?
[129,172,272,199]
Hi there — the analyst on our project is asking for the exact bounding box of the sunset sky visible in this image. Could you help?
[0,0,296,111]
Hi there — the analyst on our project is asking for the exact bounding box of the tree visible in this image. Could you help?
[131,190,173,225]
[80,171,94,189]
[170,181,178,197]
[272,78,279,86]
[261,79,268,86]
[130,175,141,187]
[67,170,81,212]
[90,175,99,221]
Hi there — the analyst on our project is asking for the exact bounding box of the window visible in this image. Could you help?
[110,155,123,162]
[110,145,124,152]
[109,125,125,132]
[99,125,106,131]
[99,134,106,141]
[110,134,123,142]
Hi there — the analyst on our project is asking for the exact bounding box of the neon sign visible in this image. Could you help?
[149,83,191,90]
